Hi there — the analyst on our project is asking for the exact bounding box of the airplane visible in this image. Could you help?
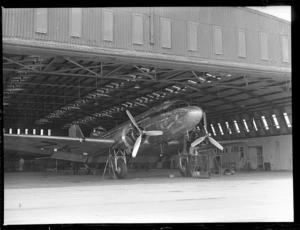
[4,100,224,179]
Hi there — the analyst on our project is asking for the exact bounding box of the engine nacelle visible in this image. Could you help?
[121,126,147,151]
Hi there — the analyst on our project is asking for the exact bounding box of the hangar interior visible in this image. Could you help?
[3,7,292,173]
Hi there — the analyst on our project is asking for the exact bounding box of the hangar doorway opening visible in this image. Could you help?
[248,146,264,171]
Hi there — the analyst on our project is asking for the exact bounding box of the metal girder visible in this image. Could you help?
[3,56,40,72]
[42,57,57,72]
[65,57,103,78]
[159,70,189,80]
[132,65,156,81]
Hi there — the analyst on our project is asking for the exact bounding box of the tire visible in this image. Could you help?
[114,161,128,179]
[179,157,192,177]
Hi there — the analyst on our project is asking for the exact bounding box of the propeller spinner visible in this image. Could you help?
[126,110,163,158]
[190,112,223,151]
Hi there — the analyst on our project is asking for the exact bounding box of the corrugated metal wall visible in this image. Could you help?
[2,7,291,67]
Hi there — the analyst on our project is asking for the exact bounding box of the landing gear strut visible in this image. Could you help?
[178,152,192,177]
[102,149,128,179]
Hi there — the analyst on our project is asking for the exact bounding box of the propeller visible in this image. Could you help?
[190,112,224,151]
[126,110,163,158]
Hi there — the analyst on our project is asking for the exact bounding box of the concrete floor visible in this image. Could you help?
[4,169,293,224]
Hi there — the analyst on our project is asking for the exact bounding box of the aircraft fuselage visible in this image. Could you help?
[92,103,203,157]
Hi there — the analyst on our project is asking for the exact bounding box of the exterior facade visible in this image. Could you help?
[2,7,291,67]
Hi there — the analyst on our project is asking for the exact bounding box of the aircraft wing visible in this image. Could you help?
[4,134,115,162]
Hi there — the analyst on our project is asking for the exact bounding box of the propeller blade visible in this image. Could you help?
[191,136,206,148]
[132,135,142,158]
[143,130,163,136]
[203,112,208,134]
[208,137,224,151]
[126,110,141,132]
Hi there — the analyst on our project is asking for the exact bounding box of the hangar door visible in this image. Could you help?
[248,146,263,170]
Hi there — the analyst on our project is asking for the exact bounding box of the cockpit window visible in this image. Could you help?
[92,127,106,133]
[172,101,189,109]
[150,100,189,117]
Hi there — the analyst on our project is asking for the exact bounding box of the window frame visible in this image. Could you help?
[237,30,247,58]
[132,13,144,45]
[70,8,82,37]
[35,8,48,34]
[187,21,198,51]
[103,9,114,42]
[213,26,223,55]
[161,17,172,49]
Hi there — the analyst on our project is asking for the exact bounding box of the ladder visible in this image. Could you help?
[101,153,116,180]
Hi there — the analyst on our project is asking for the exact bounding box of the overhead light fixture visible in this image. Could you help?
[188,80,197,84]
[165,88,173,93]
[172,85,181,90]
[134,83,140,89]
[198,77,206,82]
[140,67,150,72]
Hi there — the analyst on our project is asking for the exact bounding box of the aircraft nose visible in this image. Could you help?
[186,106,203,126]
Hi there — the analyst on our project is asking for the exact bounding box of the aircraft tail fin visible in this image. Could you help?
[69,125,84,138]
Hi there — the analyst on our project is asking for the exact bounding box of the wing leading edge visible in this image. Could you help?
[4,134,115,157]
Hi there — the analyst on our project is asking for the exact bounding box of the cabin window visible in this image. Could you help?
[48,129,51,136]
[161,18,172,48]
[281,36,289,63]
[214,26,223,55]
[36,8,48,33]
[132,13,143,45]
[188,22,198,51]
[260,32,269,60]
[70,8,82,37]
[103,9,114,41]
[238,30,246,58]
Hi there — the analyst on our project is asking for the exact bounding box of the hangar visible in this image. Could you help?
[3,7,291,171]
[3,7,293,224]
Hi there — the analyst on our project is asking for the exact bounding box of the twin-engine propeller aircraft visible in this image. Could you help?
[4,100,224,179]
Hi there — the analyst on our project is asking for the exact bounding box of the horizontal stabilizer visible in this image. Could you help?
[69,125,84,138]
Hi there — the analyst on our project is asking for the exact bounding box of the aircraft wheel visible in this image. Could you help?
[179,157,192,177]
[114,161,128,179]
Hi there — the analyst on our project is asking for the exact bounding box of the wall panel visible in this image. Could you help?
[2,7,291,69]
